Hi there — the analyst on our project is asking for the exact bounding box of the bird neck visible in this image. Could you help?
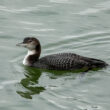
[23,44,41,66]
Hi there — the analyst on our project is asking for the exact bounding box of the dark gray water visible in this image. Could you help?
[0,0,110,110]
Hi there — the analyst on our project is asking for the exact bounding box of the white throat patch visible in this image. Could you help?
[23,50,36,66]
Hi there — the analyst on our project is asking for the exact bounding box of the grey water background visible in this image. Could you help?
[0,0,110,110]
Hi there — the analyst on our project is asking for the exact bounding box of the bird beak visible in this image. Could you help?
[16,42,27,47]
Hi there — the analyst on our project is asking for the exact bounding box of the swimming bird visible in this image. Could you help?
[16,37,108,71]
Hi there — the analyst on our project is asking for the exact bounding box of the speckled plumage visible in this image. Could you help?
[33,53,108,70]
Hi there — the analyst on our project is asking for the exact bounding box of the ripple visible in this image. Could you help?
[0,80,19,90]
[23,28,56,32]
[0,5,51,14]
[0,6,37,13]
[76,1,110,15]
[43,31,110,52]
[50,0,72,4]
[0,31,3,33]
[47,99,68,109]
[10,55,23,63]
[1,80,18,85]
[0,46,15,50]
[77,8,101,15]
[32,28,56,32]
[19,21,43,25]
[31,10,58,16]
[40,92,69,109]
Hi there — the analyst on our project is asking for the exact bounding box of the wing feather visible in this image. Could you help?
[39,53,89,70]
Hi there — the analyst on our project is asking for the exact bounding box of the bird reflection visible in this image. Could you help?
[16,66,45,99]
[16,66,101,99]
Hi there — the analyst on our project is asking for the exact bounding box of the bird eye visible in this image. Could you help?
[28,40,32,42]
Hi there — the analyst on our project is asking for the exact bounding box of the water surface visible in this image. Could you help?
[0,0,110,110]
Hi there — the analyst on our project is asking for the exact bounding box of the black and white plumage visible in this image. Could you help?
[34,53,107,70]
[16,37,108,71]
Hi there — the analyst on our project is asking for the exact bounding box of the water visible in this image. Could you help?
[0,0,110,109]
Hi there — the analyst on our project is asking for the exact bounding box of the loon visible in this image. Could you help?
[16,37,108,71]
